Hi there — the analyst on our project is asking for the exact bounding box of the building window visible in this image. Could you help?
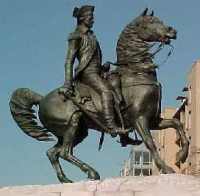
[134,151,152,165]
[143,152,150,165]
[143,169,150,176]
[135,151,142,165]
[135,169,142,176]
[134,169,152,176]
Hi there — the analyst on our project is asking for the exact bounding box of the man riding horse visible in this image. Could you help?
[61,5,125,135]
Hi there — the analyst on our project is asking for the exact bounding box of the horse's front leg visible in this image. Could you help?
[157,118,189,167]
[135,116,175,174]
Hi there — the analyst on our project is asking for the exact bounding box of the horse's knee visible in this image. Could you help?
[60,146,71,158]
[46,148,54,158]
[46,148,58,162]
[172,118,183,129]
[135,117,155,150]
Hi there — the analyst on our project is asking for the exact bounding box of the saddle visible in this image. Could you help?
[74,71,123,115]
[73,77,143,148]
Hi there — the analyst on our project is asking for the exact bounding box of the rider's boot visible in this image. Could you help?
[119,134,143,147]
[102,92,128,136]
[108,72,124,106]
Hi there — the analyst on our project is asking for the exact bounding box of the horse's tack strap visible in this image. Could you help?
[120,73,160,88]
[122,82,160,88]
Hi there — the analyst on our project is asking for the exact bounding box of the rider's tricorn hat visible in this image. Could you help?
[73,5,94,19]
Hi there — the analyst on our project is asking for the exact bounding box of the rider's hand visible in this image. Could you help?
[58,81,73,96]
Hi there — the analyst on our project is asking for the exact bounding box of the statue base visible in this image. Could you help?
[1,174,200,196]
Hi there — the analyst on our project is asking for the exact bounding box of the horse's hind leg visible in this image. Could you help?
[54,113,100,180]
[135,116,175,174]
[157,118,189,167]
[46,137,72,183]
[59,129,100,180]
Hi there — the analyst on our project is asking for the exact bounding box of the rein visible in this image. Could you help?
[109,42,174,68]
[157,43,174,66]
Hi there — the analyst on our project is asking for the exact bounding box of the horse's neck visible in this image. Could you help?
[129,34,152,64]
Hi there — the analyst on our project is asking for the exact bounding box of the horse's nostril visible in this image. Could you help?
[168,26,175,31]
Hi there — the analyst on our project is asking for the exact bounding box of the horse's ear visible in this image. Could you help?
[141,8,148,16]
[150,10,154,16]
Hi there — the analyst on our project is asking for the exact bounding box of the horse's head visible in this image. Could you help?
[134,8,177,44]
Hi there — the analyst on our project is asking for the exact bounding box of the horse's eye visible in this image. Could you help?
[150,19,154,23]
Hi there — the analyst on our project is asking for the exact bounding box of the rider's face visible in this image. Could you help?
[82,11,94,28]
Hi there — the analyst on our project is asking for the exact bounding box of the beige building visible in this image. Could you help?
[179,60,200,175]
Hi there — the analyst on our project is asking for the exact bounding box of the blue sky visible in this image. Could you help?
[0,0,200,186]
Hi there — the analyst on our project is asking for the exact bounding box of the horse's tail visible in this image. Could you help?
[9,88,53,141]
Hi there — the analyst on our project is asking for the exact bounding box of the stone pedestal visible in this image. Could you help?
[1,174,200,196]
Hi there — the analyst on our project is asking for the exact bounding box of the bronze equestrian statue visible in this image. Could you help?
[9,6,189,183]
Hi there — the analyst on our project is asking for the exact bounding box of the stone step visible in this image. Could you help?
[1,174,200,196]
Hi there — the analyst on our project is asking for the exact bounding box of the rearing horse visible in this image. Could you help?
[9,8,189,183]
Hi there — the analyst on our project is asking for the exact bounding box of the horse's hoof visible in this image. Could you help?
[88,170,100,180]
[110,132,117,138]
[176,147,188,164]
[161,166,175,174]
[58,175,73,183]
[120,136,143,147]
[175,161,181,168]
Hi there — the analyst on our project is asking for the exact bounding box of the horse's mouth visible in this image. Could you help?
[166,33,177,40]
[159,36,171,44]
[160,33,176,45]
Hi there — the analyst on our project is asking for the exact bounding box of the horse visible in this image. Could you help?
[9,8,189,183]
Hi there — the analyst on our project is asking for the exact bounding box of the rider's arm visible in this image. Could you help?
[64,34,80,86]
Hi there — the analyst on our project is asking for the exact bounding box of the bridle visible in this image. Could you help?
[151,42,174,67]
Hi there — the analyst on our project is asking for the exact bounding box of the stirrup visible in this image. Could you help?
[116,127,130,134]
[109,127,130,137]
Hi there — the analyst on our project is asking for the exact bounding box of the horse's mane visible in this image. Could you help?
[116,17,150,65]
